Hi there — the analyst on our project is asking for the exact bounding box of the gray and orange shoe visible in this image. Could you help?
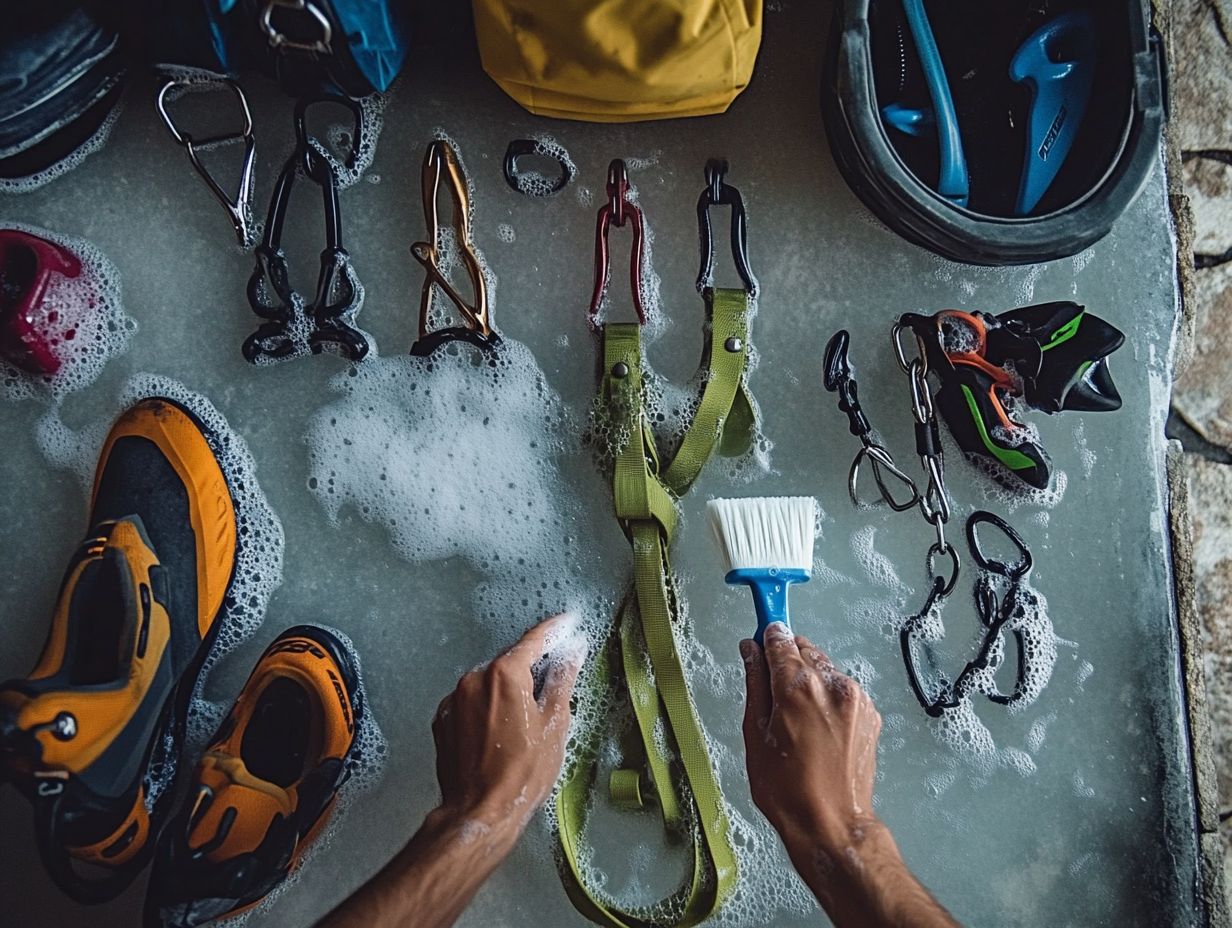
[0,398,237,903]
[146,625,364,927]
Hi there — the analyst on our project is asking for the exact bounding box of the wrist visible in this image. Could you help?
[781,813,898,890]
[420,799,525,858]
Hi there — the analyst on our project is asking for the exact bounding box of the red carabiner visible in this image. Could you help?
[589,159,646,327]
[0,229,83,376]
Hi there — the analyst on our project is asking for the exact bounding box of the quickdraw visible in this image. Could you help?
[556,159,756,928]
[901,511,1038,717]
[824,328,1047,717]
[244,93,369,363]
[409,139,499,358]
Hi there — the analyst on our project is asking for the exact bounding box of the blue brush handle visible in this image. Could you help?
[725,568,811,644]
[1010,11,1097,216]
[900,0,969,206]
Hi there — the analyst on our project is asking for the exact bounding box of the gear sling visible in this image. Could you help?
[555,159,757,926]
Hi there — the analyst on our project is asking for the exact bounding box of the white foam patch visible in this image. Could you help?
[214,622,387,926]
[497,222,516,243]
[1,222,135,402]
[0,99,123,195]
[850,525,908,593]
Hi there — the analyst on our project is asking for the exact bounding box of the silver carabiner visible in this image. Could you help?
[261,0,333,55]
[892,321,931,377]
[156,75,257,249]
[850,443,921,512]
[926,540,960,598]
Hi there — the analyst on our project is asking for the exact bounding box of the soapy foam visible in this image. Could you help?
[0,100,123,195]
[1,222,135,402]
[307,93,386,190]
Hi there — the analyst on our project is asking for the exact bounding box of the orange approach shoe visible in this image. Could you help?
[0,398,237,903]
[146,625,364,928]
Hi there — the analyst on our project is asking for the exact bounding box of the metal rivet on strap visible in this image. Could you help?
[724,337,743,353]
[611,361,630,378]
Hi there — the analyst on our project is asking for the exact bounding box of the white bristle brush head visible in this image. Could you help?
[707,496,817,574]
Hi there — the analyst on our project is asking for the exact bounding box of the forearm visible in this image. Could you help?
[783,817,960,928]
[316,806,521,928]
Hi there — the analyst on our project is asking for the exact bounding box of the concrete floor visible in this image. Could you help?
[1169,0,1232,903]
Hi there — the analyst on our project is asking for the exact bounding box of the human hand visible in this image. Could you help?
[739,622,883,858]
[431,614,586,840]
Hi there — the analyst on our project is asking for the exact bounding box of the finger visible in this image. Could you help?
[740,639,772,741]
[762,622,807,702]
[498,613,574,669]
[540,652,583,717]
[794,634,833,669]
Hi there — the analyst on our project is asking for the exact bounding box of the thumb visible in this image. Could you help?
[740,639,772,745]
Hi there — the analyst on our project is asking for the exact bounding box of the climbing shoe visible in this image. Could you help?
[900,303,1124,489]
[146,625,364,927]
[0,397,237,903]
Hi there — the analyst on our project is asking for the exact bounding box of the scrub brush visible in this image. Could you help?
[707,496,817,644]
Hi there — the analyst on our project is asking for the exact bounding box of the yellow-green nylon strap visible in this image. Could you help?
[555,290,751,927]
[661,289,755,495]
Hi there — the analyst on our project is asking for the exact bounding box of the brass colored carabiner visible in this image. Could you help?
[409,140,494,354]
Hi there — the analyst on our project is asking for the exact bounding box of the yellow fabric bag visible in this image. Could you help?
[471,0,763,122]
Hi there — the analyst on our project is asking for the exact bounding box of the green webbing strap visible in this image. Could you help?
[555,288,752,928]
[662,289,754,494]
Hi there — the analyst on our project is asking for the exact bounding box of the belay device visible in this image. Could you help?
[897,302,1124,489]
[556,159,757,927]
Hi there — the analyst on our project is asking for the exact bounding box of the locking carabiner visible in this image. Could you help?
[156,73,257,249]
[409,139,497,357]
[696,159,756,295]
[589,159,646,327]
[244,93,368,363]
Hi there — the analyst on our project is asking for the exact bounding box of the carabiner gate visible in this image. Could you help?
[409,139,498,357]
[696,159,756,295]
[589,159,646,327]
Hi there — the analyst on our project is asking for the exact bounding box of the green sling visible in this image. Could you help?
[555,286,755,927]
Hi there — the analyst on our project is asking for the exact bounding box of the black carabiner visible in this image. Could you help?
[244,93,369,363]
[696,158,756,295]
[590,159,646,327]
[966,510,1032,580]
[502,138,574,197]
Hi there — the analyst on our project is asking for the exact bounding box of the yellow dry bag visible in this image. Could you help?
[470,0,763,122]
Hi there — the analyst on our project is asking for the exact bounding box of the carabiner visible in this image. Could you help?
[261,0,333,54]
[244,94,368,363]
[409,139,497,357]
[502,138,573,197]
[966,511,1033,580]
[156,74,257,248]
[696,159,756,295]
[589,159,646,327]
